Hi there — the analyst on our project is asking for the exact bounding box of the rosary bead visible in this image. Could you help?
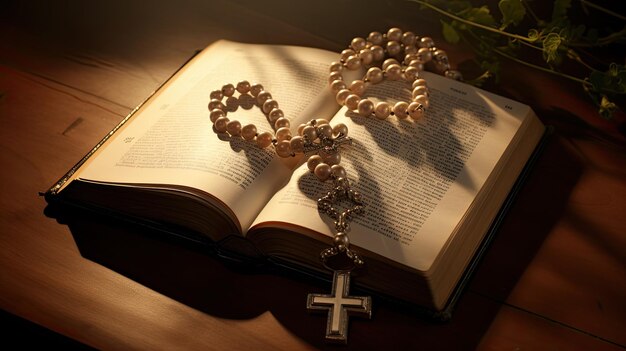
[209,109,225,123]
[297,123,307,136]
[412,79,428,89]
[262,99,279,114]
[330,79,347,93]
[419,36,435,48]
[276,127,292,141]
[214,117,229,133]
[370,45,385,61]
[314,163,332,181]
[333,232,350,249]
[275,140,292,157]
[367,31,383,45]
[349,80,366,96]
[268,108,284,124]
[256,91,272,105]
[289,135,304,153]
[256,131,273,148]
[357,99,375,117]
[241,124,257,140]
[365,67,384,84]
[322,151,341,166]
[374,101,391,120]
[335,89,351,105]
[414,94,429,109]
[317,124,333,138]
[385,64,403,80]
[307,154,323,171]
[358,48,374,65]
[250,83,264,97]
[404,45,418,55]
[382,58,399,70]
[226,120,242,136]
[407,60,424,72]
[274,117,290,129]
[332,123,348,137]
[341,49,356,62]
[416,47,432,63]
[412,86,429,98]
[329,61,343,72]
[350,37,367,51]
[387,27,403,42]
[345,55,362,70]
[316,118,330,126]
[208,99,224,111]
[386,40,402,57]
[329,71,343,83]
[302,125,317,141]
[404,66,420,81]
[236,80,251,94]
[344,94,360,110]
[221,83,236,97]
[445,69,463,81]
[393,101,409,119]
[408,102,424,119]
[209,89,223,100]
[401,31,416,46]
[330,164,347,179]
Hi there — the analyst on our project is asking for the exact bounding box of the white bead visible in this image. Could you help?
[302,125,317,141]
[368,31,383,45]
[314,163,332,181]
[209,109,225,123]
[275,127,291,141]
[250,83,264,97]
[317,124,333,138]
[329,61,343,72]
[393,101,409,119]
[329,71,343,83]
[408,102,424,119]
[242,124,257,140]
[307,155,323,171]
[387,28,402,42]
[374,101,391,120]
[256,131,273,148]
[414,94,429,109]
[268,108,284,123]
[336,89,351,105]
[331,165,347,179]
[350,37,367,51]
[386,40,402,56]
[274,117,290,129]
[345,94,360,110]
[385,64,402,80]
[257,91,272,105]
[330,79,347,93]
[275,140,292,157]
[214,117,229,133]
[236,80,251,94]
[332,123,348,137]
[401,31,416,46]
[290,136,304,153]
[412,79,427,89]
[357,99,375,117]
[366,67,383,84]
[262,99,279,114]
[226,120,242,136]
[370,45,385,61]
[221,83,235,97]
[345,55,362,70]
[349,80,366,96]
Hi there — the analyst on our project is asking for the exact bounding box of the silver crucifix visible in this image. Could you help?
[307,270,372,343]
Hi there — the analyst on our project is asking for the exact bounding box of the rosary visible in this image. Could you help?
[207,28,460,343]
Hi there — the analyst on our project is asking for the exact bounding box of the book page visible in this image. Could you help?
[251,71,533,271]
[74,40,341,232]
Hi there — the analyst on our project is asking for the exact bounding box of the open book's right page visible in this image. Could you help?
[252,71,541,274]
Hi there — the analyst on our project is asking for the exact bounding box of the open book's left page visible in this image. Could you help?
[65,40,340,233]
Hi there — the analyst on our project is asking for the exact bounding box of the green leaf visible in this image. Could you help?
[464,6,497,27]
[542,32,563,63]
[441,20,461,43]
[499,0,526,29]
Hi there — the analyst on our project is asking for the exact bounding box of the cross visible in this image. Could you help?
[307,270,372,343]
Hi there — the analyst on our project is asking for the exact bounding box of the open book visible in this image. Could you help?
[45,40,546,313]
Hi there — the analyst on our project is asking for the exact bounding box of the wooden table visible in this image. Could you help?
[1,1,624,349]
